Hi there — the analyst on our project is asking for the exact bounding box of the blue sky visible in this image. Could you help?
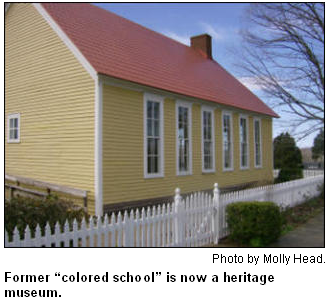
[94,3,315,148]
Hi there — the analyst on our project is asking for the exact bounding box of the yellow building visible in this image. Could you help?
[5,3,278,216]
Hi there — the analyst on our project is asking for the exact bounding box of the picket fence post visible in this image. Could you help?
[174,188,184,247]
[212,183,220,244]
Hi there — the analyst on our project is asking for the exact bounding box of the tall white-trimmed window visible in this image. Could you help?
[239,115,249,169]
[254,118,262,168]
[176,101,192,175]
[7,113,20,143]
[144,93,164,178]
[222,111,233,171]
[202,107,215,172]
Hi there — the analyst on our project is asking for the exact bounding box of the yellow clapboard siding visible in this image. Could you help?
[5,3,95,214]
[102,84,274,205]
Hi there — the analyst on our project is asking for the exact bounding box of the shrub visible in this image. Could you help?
[275,167,303,183]
[5,196,89,241]
[226,201,282,247]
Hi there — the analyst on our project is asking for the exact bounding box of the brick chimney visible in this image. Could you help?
[190,34,212,59]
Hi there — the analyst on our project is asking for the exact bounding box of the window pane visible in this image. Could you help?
[14,118,18,128]
[184,123,188,138]
[147,138,158,156]
[9,129,14,139]
[154,138,159,155]
[240,117,248,167]
[254,120,261,166]
[148,157,152,173]
[179,107,183,123]
[147,156,159,174]
[183,108,187,122]
[203,110,213,170]
[240,118,246,142]
[178,128,184,140]
[207,116,212,139]
[184,155,188,170]
[10,119,14,128]
[147,119,153,136]
[154,119,159,137]
[149,138,154,155]
[147,102,153,119]
[205,141,212,155]
[178,120,183,133]
[154,156,158,173]
[256,144,260,166]
[147,138,152,155]
[223,114,232,169]
[255,121,259,141]
[223,132,228,144]
[224,148,229,168]
[180,154,186,171]
[184,140,189,155]
[178,106,190,173]
[205,155,212,169]
[153,103,159,119]
[241,143,247,167]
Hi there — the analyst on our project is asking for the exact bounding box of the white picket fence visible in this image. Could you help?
[303,170,324,178]
[273,169,324,179]
[5,175,324,247]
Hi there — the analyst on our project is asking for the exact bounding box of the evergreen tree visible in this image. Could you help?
[273,133,303,182]
[312,129,324,160]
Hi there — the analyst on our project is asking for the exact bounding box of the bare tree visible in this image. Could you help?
[237,3,324,140]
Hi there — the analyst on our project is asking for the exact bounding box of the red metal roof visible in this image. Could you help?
[41,3,278,117]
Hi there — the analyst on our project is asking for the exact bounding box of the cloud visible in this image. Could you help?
[198,22,226,41]
[161,31,190,45]
[160,23,239,46]
[238,76,264,91]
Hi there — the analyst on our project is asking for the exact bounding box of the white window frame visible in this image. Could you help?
[222,111,234,171]
[7,113,20,143]
[176,101,192,176]
[254,117,262,168]
[144,93,164,179]
[239,114,249,170]
[201,106,215,173]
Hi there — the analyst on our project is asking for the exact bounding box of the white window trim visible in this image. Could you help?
[144,93,164,179]
[201,106,215,173]
[222,111,234,172]
[254,117,262,169]
[239,114,249,170]
[7,113,20,143]
[176,100,192,176]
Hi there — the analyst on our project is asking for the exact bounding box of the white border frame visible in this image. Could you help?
[239,114,249,170]
[222,111,234,172]
[7,113,21,143]
[176,100,193,176]
[201,106,215,173]
[253,117,262,168]
[144,93,164,179]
